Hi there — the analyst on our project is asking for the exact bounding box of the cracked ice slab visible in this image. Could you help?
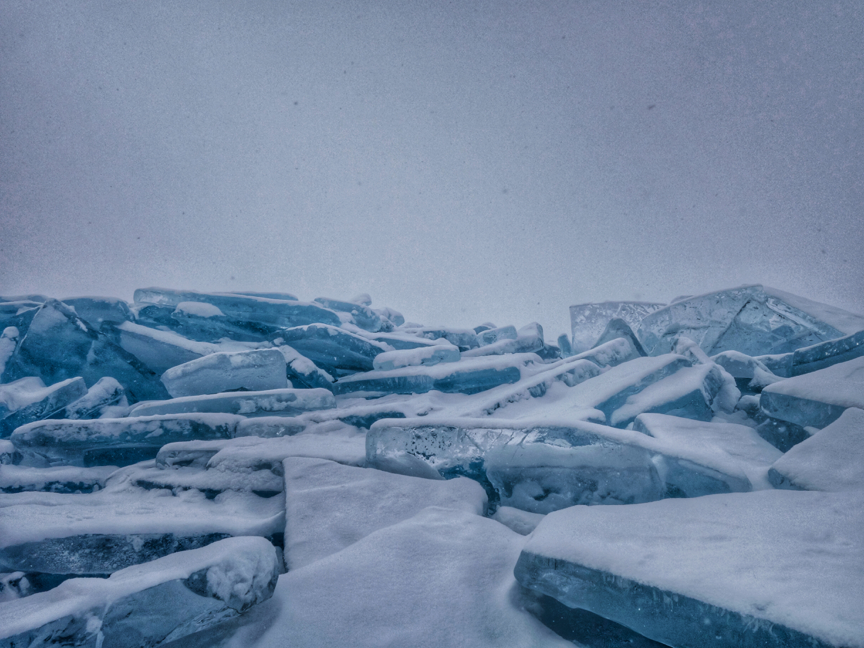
[760,356,864,429]
[332,353,540,397]
[282,457,486,569]
[768,407,864,492]
[516,490,864,648]
[0,376,87,437]
[569,301,665,354]
[0,464,117,494]
[129,387,335,418]
[161,348,288,397]
[10,413,243,466]
[637,285,846,357]
[0,536,280,648]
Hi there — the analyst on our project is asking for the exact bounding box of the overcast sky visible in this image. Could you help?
[2,0,862,338]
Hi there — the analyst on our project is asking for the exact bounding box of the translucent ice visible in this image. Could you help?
[789,329,864,376]
[0,536,280,648]
[516,490,864,648]
[129,387,335,419]
[399,325,479,350]
[768,407,864,492]
[476,325,518,347]
[62,377,128,420]
[760,356,864,429]
[463,322,545,357]
[108,320,216,374]
[0,376,87,437]
[638,285,846,357]
[276,345,335,390]
[570,301,665,354]
[275,324,388,377]
[313,297,389,332]
[161,348,288,397]
[61,296,132,329]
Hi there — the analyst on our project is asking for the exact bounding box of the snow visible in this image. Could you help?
[174,301,225,318]
[519,489,864,648]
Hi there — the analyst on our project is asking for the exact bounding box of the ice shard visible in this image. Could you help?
[0,376,87,437]
[515,490,864,648]
[760,356,864,429]
[570,301,665,354]
[108,320,218,374]
[61,296,132,329]
[768,407,864,491]
[160,348,288,397]
[313,297,389,332]
[275,324,388,377]
[0,536,280,648]
[789,329,864,376]
[62,377,128,420]
[129,387,335,418]
[637,285,846,357]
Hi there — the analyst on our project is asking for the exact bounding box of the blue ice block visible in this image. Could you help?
[275,324,389,377]
[314,297,390,332]
[0,376,88,437]
[570,301,665,354]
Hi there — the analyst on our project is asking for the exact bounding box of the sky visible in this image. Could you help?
[1,0,862,339]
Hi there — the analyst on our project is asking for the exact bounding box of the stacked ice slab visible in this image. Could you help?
[1,284,863,647]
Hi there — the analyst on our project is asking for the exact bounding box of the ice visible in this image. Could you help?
[62,376,128,420]
[490,506,545,535]
[133,287,342,328]
[129,387,335,418]
[760,356,864,429]
[160,348,288,398]
[275,323,389,377]
[0,465,117,494]
[276,345,334,390]
[712,349,783,393]
[399,325,479,350]
[789,329,864,376]
[0,376,88,438]
[108,321,218,374]
[768,408,864,491]
[0,440,20,465]
[313,296,389,332]
[638,285,846,357]
[231,291,298,301]
[0,480,284,574]
[282,457,486,568]
[556,333,573,356]
[332,353,539,397]
[0,536,279,648]
[570,301,665,353]
[60,296,132,329]
[516,490,864,648]
[220,508,572,648]
[476,325,518,346]
[462,322,545,357]
[10,413,243,466]
[0,327,19,379]
[372,342,460,370]
[6,300,169,403]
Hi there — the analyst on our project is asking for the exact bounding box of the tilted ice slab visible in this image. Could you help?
[516,490,864,648]
[134,287,341,328]
[61,296,132,329]
[638,285,847,357]
[282,457,486,569]
[276,345,334,390]
[476,325,518,346]
[398,325,479,350]
[570,301,665,354]
[0,439,20,465]
[368,415,769,512]
[0,376,87,437]
[0,464,117,494]
[161,348,288,397]
[332,353,540,397]
[0,536,280,648]
[711,350,782,392]
[462,322,544,358]
[789,329,864,376]
[223,507,572,648]
[129,387,335,418]
[62,377,128,420]
[372,342,460,371]
[0,476,284,574]
[110,320,220,374]
[768,407,864,492]
[11,413,243,467]
[760,356,864,429]
[313,296,389,332]
[275,323,389,377]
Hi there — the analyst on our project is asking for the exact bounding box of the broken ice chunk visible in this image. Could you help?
[108,321,217,374]
[282,457,486,569]
[61,296,132,329]
[314,297,389,332]
[0,464,117,494]
[276,345,334,390]
[760,356,864,429]
[0,440,20,465]
[463,322,544,357]
[63,377,128,420]
[592,318,648,357]
[372,342,460,371]
[515,490,864,648]
[477,325,518,346]
[0,376,87,437]
[0,327,19,380]
[0,536,280,648]
[278,323,389,377]
[9,300,169,402]
[399,326,479,350]
[490,506,545,535]
[638,285,846,357]
[768,407,864,492]
[790,329,864,376]
[557,334,573,357]
[712,350,782,393]
[160,348,288,397]
[333,353,538,397]
[570,301,665,354]
[133,287,342,328]
[10,413,243,466]
[129,387,335,418]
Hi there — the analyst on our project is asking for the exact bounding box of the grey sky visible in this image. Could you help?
[1,0,862,339]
